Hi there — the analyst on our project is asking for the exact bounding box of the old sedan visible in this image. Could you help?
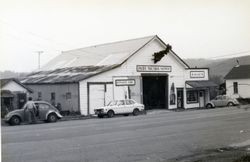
[206,95,239,108]
[4,101,63,125]
[94,99,145,118]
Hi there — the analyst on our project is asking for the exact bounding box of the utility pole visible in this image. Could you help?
[36,51,43,69]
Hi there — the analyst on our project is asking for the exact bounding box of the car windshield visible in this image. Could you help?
[107,101,117,106]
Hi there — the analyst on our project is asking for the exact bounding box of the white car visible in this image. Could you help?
[94,99,145,118]
[206,95,239,108]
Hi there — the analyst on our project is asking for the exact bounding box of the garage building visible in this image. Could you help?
[22,35,216,115]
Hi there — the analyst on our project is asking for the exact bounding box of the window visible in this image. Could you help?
[38,103,50,110]
[125,100,135,105]
[117,100,125,106]
[233,82,238,94]
[38,92,42,100]
[66,92,71,100]
[51,92,56,100]
[186,90,198,103]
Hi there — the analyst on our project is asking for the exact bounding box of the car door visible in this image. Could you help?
[221,95,228,106]
[37,103,50,120]
[125,100,134,113]
[116,100,126,114]
[214,96,223,107]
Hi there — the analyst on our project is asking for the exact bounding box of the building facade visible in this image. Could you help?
[22,35,216,115]
[225,65,250,99]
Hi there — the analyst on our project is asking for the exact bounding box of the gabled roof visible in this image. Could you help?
[41,35,189,70]
[0,78,33,92]
[21,65,118,84]
[42,35,156,70]
[224,64,250,79]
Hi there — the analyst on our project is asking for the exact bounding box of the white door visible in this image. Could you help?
[105,84,113,106]
[89,85,105,114]
[199,91,205,107]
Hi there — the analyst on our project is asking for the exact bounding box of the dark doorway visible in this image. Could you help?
[177,88,184,109]
[17,93,27,109]
[142,75,168,109]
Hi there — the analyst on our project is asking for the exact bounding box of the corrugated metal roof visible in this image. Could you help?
[21,65,118,84]
[224,65,250,79]
[186,81,218,88]
[41,35,156,70]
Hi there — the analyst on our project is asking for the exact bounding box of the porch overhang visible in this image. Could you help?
[1,90,14,98]
[186,81,218,89]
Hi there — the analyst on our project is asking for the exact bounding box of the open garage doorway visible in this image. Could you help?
[142,75,168,110]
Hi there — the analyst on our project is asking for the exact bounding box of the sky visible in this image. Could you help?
[0,0,250,72]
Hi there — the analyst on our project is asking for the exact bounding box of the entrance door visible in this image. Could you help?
[89,85,105,115]
[89,83,113,115]
[142,75,168,109]
[199,91,205,107]
[177,88,184,109]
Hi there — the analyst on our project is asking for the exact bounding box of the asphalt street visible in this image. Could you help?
[2,106,250,162]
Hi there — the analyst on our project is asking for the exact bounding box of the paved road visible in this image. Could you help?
[2,106,250,162]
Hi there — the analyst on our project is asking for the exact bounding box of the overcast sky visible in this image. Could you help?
[0,0,250,72]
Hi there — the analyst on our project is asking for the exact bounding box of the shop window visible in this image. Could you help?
[66,92,71,100]
[233,82,238,94]
[186,90,198,103]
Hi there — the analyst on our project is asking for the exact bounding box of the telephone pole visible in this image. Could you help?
[36,51,43,69]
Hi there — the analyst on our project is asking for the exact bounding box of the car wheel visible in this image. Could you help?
[107,110,114,118]
[227,102,234,107]
[133,108,140,116]
[10,116,21,125]
[206,104,213,109]
[98,114,104,118]
[47,113,58,122]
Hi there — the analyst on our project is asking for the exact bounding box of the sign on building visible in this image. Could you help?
[136,65,171,72]
[115,79,136,86]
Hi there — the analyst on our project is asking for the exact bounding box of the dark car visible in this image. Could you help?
[4,101,63,125]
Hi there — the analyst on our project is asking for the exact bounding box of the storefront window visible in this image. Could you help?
[186,90,198,103]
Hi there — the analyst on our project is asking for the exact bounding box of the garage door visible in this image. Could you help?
[89,84,113,115]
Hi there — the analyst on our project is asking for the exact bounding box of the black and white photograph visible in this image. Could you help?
[1,0,250,162]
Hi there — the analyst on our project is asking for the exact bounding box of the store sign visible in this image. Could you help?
[190,71,205,78]
[115,79,135,86]
[136,65,171,72]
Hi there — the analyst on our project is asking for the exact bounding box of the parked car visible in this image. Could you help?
[94,99,145,118]
[4,101,63,125]
[206,95,239,108]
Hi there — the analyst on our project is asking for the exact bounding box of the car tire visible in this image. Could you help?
[47,113,58,123]
[107,110,114,118]
[10,116,21,125]
[98,114,104,118]
[133,108,140,116]
[206,104,213,109]
[227,102,234,107]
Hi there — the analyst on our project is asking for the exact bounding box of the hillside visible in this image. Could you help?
[184,55,250,77]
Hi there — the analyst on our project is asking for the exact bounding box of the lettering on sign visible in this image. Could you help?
[136,65,171,72]
[190,71,205,78]
[115,79,136,86]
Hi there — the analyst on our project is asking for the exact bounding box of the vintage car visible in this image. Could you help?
[206,95,239,108]
[4,101,63,125]
[94,99,145,118]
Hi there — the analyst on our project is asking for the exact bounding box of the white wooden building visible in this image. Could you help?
[225,65,250,99]
[23,35,216,115]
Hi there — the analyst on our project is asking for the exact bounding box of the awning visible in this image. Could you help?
[186,81,218,88]
[1,90,14,98]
